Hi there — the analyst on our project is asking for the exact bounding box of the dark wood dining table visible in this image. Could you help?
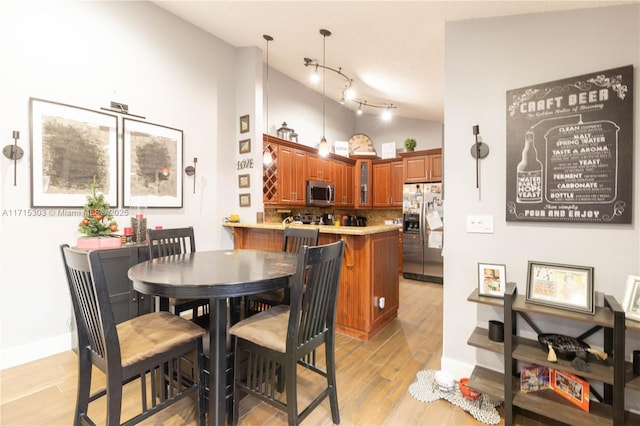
[128,249,298,426]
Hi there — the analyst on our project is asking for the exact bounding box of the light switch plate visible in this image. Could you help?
[466,215,494,233]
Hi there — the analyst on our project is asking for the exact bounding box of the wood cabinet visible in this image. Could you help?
[353,158,373,209]
[372,159,403,208]
[402,148,442,183]
[262,134,355,208]
[332,160,354,207]
[466,283,638,426]
[307,154,333,182]
[228,226,400,340]
[278,144,306,205]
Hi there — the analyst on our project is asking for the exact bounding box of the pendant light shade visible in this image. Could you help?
[318,28,331,158]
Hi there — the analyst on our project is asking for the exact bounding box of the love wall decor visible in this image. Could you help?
[505,65,633,224]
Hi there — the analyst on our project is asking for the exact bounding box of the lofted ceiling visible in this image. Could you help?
[152,1,636,121]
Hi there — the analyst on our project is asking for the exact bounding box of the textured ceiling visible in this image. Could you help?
[152,1,636,121]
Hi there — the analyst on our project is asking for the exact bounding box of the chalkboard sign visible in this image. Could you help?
[506,65,633,224]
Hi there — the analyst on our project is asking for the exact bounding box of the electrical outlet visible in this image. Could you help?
[466,215,494,233]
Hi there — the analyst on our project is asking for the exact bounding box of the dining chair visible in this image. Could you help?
[60,244,206,426]
[147,226,209,325]
[230,239,345,425]
[246,227,320,316]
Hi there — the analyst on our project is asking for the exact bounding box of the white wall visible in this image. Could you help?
[443,4,640,411]
[356,114,443,155]
[0,1,363,369]
[0,1,240,368]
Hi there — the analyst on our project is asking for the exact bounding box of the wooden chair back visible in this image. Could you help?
[281,226,319,253]
[147,227,196,259]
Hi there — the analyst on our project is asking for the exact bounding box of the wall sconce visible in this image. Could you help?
[3,131,24,186]
[470,125,490,188]
[184,157,197,194]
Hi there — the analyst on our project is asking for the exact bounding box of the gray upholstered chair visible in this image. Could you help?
[60,244,206,426]
[230,239,345,425]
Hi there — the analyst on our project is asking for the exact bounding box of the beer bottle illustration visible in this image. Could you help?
[516,131,543,203]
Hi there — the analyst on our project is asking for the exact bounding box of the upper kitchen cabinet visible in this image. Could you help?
[262,134,355,208]
[307,154,333,182]
[401,148,442,183]
[353,156,375,209]
[333,160,354,207]
[372,159,403,208]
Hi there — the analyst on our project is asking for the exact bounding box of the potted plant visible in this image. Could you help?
[76,180,121,249]
[404,138,417,152]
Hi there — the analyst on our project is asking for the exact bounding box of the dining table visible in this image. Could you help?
[128,248,298,426]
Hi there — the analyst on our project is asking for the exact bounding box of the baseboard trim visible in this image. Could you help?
[1,333,71,370]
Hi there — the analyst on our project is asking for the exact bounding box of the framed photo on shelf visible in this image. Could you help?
[526,261,594,314]
[622,274,640,322]
[239,193,251,207]
[238,174,250,188]
[239,114,250,133]
[550,369,589,412]
[30,98,118,207]
[478,263,507,297]
[239,138,251,154]
[123,118,183,208]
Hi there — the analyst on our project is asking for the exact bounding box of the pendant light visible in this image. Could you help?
[318,28,331,158]
[262,34,274,166]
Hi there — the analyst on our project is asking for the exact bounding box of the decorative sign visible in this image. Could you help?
[381,142,397,159]
[334,141,349,157]
[506,65,633,223]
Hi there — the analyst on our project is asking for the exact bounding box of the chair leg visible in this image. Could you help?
[74,349,92,426]
[285,358,298,426]
[232,341,241,426]
[105,375,123,426]
[197,339,206,426]
[326,338,340,424]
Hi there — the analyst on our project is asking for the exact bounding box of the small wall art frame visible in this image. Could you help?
[238,174,250,188]
[526,261,595,315]
[30,98,118,207]
[123,118,183,208]
[477,263,507,297]
[239,193,251,207]
[239,138,251,154]
[622,274,640,322]
[239,114,250,133]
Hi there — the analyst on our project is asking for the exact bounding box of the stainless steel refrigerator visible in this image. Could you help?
[402,182,444,283]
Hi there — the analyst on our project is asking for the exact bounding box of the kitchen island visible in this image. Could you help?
[223,222,401,340]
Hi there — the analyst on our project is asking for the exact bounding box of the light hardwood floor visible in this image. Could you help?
[1,277,554,425]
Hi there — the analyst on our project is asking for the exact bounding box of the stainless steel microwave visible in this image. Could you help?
[306,180,335,206]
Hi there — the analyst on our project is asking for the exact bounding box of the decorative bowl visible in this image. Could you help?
[459,378,480,401]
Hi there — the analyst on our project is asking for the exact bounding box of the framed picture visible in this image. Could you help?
[239,138,251,154]
[622,274,640,322]
[239,114,250,133]
[123,118,183,208]
[238,174,250,188]
[526,261,595,314]
[239,193,251,207]
[550,369,589,412]
[30,98,118,207]
[478,263,507,297]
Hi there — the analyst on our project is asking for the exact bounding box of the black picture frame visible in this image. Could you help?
[30,98,118,207]
[123,118,183,208]
[526,261,595,314]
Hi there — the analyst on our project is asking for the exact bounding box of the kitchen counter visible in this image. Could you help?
[222,221,401,236]
[223,221,401,340]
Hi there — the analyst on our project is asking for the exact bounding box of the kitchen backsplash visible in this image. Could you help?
[265,208,402,226]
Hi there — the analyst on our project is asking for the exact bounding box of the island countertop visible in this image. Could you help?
[222,222,401,236]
